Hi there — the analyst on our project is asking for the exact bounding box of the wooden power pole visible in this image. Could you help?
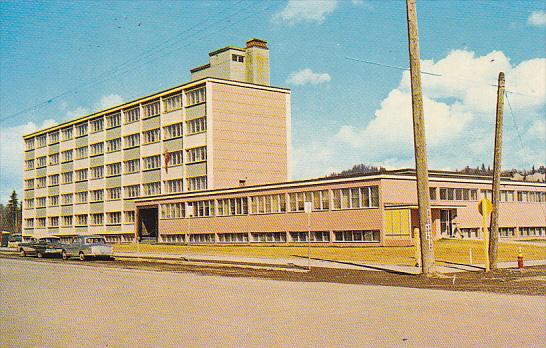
[406,0,435,274]
[489,72,505,269]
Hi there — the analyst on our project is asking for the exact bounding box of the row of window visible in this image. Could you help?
[160,186,380,219]
[24,211,135,228]
[428,187,546,203]
[25,89,206,151]
[159,230,379,244]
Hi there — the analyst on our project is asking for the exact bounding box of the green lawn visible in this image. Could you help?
[114,239,546,266]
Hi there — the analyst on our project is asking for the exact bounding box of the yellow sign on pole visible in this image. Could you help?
[478,198,492,272]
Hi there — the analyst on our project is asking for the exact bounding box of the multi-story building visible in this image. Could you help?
[22,39,291,242]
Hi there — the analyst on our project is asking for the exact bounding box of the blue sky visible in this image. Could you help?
[1,0,545,202]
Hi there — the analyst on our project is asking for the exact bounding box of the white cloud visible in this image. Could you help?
[287,68,331,85]
[0,119,57,202]
[65,106,90,120]
[98,94,123,109]
[293,49,546,178]
[274,0,337,24]
[528,10,546,27]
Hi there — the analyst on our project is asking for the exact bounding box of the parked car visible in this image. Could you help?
[62,235,113,261]
[19,237,64,258]
[7,234,23,249]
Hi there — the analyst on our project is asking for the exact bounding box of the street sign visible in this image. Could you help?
[478,198,492,216]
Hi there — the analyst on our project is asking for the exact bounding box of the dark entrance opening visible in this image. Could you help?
[138,206,159,242]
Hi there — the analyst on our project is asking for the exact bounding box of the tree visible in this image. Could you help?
[6,191,20,233]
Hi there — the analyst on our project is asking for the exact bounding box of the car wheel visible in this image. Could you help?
[37,251,44,258]
[79,252,86,261]
[62,250,68,260]
[19,249,26,257]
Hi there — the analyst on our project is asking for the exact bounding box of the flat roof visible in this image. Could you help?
[134,169,546,204]
[23,77,290,139]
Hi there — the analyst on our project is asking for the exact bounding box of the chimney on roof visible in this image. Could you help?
[245,38,270,85]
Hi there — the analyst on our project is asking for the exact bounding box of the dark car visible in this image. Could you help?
[19,237,64,258]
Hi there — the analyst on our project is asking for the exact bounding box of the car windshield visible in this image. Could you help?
[86,238,105,244]
[42,238,60,243]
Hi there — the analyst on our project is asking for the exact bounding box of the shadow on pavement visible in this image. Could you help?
[291,255,417,276]
[436,259,485,271]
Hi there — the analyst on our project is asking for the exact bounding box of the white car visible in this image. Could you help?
[61,235,113,261]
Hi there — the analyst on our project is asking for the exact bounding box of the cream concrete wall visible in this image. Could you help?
[210,82,289,189]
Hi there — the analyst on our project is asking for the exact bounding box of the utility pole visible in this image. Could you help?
[406,0,435,274]
[489,72,505,269]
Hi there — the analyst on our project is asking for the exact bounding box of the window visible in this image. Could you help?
[124,107,140,124]
[36,177,46,188]
[49,131,59,144]
[218,233,248,243]
[37,135,47,148]
[499,227,516,238]
[25,179,35,190]
[290,231,330,242]
[25,218,34,228]
[160,203,185,219]
[75,214,88,226]
[124,185,140,198]
[164,93,183,112]
[90,142,104,156]
[167,150,183,167]
[48,216,59,228]
[61,171,73,184]
[251,232,286,243]
[24,198,34,209]
[429,188,437,200]
[90,166,104,179]
[164,179,184,193]
[187,176,207,191]
[49,174,59,186]
[334,230,380,242]
[61,127,73,140]
[143,100,160,118]
[62,216,73,227]
[143,182,161,196]
[61,193,73,205]
[106,162,121,177]
[106,212,122,225]
[124,211,135,223]
[124,133,140,148]
[124,159,140,174]
[36,197,46,208]
[75,169,88,182]
[76,191,88,204]
[107,187,121,200]
[331,186,379,210]
[289,191,330,211]
[164,123,183,140]
[90,189,104,202]
[250,194,286,214]
[482,189,493,201]
[143,155,161,170]
[61,150,73,163]
[517,191,546,203]
[520,227,545,236]
[187,116,207,135]
[36,156,47,168]
[36,218,46,228]
[76,123,88,137]
[48,195,59,206]
[143,128,160,144]
[232,54,244,62]
[25,138,35,151]
[217,197,249,216]
[75,146,88,159]
[193,200,214,217]
[189,234,215,244]
[186,87,206,106]
[90,117,104,133]
[106,138,121,152]
[187,146,206,163]
[106,113,121,128]
[25,159,34,170]
[91,213,104,225]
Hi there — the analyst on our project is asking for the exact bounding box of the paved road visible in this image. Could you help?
[1,258,544,347]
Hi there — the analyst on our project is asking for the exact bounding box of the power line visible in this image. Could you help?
[345,56,543,99]
[504,91,529,161]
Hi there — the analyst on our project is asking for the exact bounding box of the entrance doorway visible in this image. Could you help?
[440,209,456,237]
[138,206,159,242]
